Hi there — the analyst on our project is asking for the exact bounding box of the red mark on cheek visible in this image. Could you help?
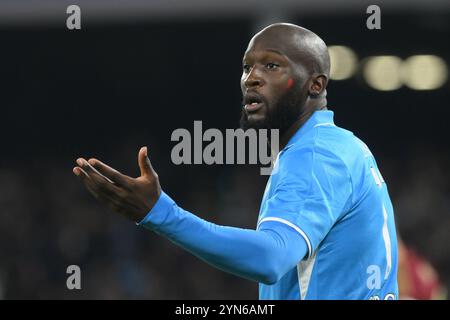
[287,78,294,89]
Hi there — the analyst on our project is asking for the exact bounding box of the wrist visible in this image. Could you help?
[136,191,176,229]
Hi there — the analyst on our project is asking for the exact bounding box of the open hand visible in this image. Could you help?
[73,146,161,222]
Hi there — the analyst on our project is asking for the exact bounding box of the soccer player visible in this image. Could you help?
[73,23,398,299]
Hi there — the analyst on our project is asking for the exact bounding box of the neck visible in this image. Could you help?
[279,100,327,150]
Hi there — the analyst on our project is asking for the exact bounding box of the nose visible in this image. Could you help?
[244,68,263,90]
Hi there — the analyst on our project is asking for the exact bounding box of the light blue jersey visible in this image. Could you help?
[139,109,398,300]
[257,110,398,300]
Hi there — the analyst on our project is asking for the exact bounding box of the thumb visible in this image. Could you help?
[138,146,156,178]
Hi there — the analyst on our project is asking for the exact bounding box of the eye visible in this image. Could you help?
[265,62,279,70]
[243,63,251,73]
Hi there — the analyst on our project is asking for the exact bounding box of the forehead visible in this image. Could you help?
[243,30,298,61]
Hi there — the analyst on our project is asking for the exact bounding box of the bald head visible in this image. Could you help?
[248,23,330,78]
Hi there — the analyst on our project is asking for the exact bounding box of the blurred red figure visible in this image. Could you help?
[398,239,446,300]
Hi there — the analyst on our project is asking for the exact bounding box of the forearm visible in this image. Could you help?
[138,192,307,285]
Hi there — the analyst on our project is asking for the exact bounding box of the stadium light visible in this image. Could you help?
[328,45,358,81]
[363,56,403,91]
[401,55,448,90]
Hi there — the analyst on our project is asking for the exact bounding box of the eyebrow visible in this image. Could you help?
[264,48,285,56]
[243,48,287,62]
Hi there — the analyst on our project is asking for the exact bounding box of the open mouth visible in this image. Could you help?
[244,94,264,113]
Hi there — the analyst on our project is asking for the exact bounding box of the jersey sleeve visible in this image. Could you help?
[137,192,308,285]
[258,143,352,258]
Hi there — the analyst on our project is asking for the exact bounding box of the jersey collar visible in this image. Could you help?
[283,110,335,151]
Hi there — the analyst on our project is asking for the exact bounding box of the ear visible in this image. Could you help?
[309,74,328,97]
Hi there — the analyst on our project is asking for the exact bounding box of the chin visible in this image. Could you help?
[240,109,269,130]
[240,117,268,130]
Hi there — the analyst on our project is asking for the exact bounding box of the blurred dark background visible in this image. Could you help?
[0,1,449,299]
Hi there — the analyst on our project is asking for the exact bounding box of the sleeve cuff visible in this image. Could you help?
[136,191,176,229]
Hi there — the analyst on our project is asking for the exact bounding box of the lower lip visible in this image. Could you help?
[245,102,263,113]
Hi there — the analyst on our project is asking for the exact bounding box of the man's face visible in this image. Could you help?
[240,34,310,134]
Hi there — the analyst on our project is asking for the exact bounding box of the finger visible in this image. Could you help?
[73,166,83,177]
[74,165,104,183]
[83,167,125,201]
[74,162,128,209]
[76,158,108,181]
[85,158,128,186]
[75,159,120,193]
[73,166,89,179]
[73,165,101,198]
[138,146,157,178]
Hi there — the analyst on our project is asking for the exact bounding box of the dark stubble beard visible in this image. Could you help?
[239,89,306,138]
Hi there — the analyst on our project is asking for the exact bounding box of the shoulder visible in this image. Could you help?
[278,124,371,186]
[312,123,370,170]
[315,123,362,157]
[281,124,360,167]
